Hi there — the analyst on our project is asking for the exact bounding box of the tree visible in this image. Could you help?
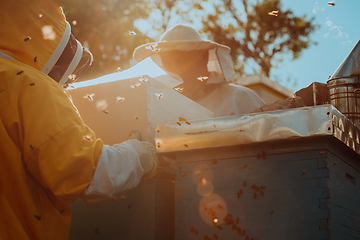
[199,0,318,77]
[59,0,154,80]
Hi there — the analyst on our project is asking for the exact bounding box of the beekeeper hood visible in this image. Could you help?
[0,0,92,87]
[133,24,235,83]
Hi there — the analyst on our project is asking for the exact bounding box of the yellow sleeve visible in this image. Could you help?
[17,66,103,204]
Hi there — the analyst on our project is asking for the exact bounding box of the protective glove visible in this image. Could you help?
[123,139,158,179]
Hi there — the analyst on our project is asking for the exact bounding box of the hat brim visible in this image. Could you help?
[133,40,230,63]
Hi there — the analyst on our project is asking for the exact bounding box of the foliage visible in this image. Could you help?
[199,0,318,77]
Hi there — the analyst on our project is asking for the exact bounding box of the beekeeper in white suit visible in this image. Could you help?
[133,24,265,117]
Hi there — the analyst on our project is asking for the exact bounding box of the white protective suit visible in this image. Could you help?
[133,24,265,117]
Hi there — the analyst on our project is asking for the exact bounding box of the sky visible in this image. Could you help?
[270,0,360,92]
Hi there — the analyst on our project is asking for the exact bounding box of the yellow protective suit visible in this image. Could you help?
[0,1,103,239]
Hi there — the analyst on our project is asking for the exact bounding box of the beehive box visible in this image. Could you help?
[67,69,213,240]
[156,105,360,240]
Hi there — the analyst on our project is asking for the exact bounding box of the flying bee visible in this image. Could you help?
[197,76,209,81]
[83,93,95,101]
[139,75,148,82]
[155,93,163,100]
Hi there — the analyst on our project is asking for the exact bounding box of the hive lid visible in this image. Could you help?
[155,105,360,155]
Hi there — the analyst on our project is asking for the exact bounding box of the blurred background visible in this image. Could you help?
[60,0,360,92]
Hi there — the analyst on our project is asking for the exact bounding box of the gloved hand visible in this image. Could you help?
[125,131,158,179]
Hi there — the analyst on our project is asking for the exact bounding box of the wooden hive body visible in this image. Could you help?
[173,137,360,240]
[67,75,213,240]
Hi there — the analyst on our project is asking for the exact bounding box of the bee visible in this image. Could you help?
[129,31,137,35]
[236,217,240,223]
[185,121,191,125]
[116,96,125,102]
[155,93,163,100]
[268,10,279,16]
[260,190,264,196]
[30,144,34,150]
[109,194,118,202]
[139,75,148,83]
[83,93,94,101]
[60,209,65,213]
[177,122,182,126]
[253,192,257,199]
[33,215,41,221]
[145,43,161,52]
[241,230,246,236]
[197,76,209,81]
[328,2,335,6]
[24,36,31,42]
[116,67,122,72]
[213,234,218,239]
[103,110,109,114]
[239,189,243,195]
[135,116,139,120]
[182,173,187,178]
[201,178,207,185]
[184,144,188,148]
[204,204,207,211]
[17,71,24,75]
[217,204,223,209]
[131,82,141,88]
[174,87,183,93]
[34,57,37,62]
[232,223,237,230]
[194,229,198,235]
[251,185,260,191]
[243,181,247,187]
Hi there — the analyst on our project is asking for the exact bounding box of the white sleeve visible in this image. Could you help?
[80,143,144,204]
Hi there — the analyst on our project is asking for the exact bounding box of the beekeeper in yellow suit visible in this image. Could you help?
[133,24,265,117]
[0,1,158,239]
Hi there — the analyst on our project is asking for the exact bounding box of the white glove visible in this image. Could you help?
[122,139,158,179]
